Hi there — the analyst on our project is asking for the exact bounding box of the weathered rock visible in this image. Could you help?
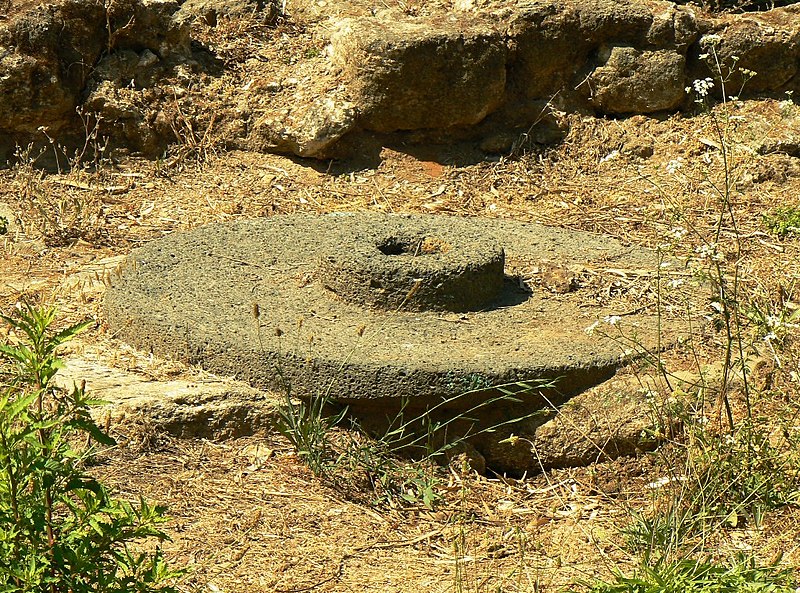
[589,47,686,114]
[691,6,800,96]
[57,355,280,439]
[577,0,655,45]
[249,91,359,157]
[104,213,705,472]
[105,0,191,60]
[329,10,506,132]
[475,374,673,474]
[3,0,800,163]
[506,4,586,103]
[0,0,191,161]
[0,1,105,137]
[176,0,280,26]
[646,2,699,50]
[83,82,171,156]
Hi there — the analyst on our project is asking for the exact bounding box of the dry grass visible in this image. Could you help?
[2,6,800,591]
[1,99,798,590]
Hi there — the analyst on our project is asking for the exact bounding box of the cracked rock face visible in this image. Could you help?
[329,11,507,133]
[588,47,687,114]
[2,0,800,160]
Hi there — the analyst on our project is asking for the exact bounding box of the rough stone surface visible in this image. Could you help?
[317,229,505,312]
[0,1,105,138]
[3,0,799,160]
[57,355,280,439]
[691,7,800,96]
[0,0,191,161]
[104,213,696,410]
[589,47,686,114]
[55,352,673,474]
[645,2,699,50]
[483,374,667,472]
[248,93,360,158]
[329,11,507,133]
[176,0,280,26]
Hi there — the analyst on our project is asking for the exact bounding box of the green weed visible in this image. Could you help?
[582,555,795,593]
[584,40,800,593]
[275,378,552,509]
[762,207,800,238]
[0,302,182,591]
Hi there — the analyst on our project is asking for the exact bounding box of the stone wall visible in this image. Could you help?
[1,0,798,161]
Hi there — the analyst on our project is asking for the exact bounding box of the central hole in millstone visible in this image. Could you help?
[376,236,452,257]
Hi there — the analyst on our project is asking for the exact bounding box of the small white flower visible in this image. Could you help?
[692,77,715,98]
[695,243,724,262]
[585,321,600,335]
[603,315,622,325]
[646,475,687,489]
[666,158,684,175]
[647,476,671,489]
[669,226,688,240]
[764,332,777,343]
[702,34,722,47]
[599,150,619,164]
[668,278,685,289]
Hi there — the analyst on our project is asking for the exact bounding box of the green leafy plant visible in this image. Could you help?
[582,555,795,593]
[762,207,800,238]
[0,302,181,592]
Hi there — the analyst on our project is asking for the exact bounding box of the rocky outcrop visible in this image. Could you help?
[262,0,800,158]
[176,0,280,26]
[2,0,800,161]
[0,0,192,162]
[690,6,800,97]
[57,355,280,439]
[587,47,687,114]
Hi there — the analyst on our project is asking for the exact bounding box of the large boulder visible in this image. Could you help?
[328,10,507,133]
[505,0,697,110]
[0,1,106,137]
[690,5,800,96]
[0,0,191,161]
[589,47,686,114]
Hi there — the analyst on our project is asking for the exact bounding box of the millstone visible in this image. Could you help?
[105,213,689,410]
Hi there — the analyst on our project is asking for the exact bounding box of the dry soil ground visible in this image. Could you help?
[3,5,800,593]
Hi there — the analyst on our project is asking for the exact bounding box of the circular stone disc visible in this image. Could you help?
[105,214,692,407]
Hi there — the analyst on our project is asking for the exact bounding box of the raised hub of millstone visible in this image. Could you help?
[105,213,685,409]
[317,228,505,312]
